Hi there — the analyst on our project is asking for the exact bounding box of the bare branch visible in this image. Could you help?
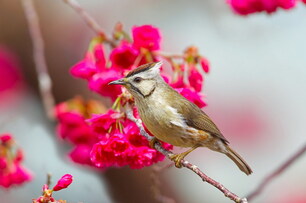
[125,104,248,203]
[61,0,116,47]
[247,143,306,201]
[21,0,55,120]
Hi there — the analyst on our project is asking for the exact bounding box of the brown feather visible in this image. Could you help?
[166,86,229,144]
[226,146,253,175]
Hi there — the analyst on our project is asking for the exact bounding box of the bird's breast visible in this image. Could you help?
[136,98,199,147]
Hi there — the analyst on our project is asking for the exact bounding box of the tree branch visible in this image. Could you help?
[247,143,306,201]
[21,0,55,120]
[61,0,116,47]
[125,104,248,203]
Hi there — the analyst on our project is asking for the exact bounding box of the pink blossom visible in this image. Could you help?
[90,135,130,168]
[89,70,122,101]
[70,55,97,80]
[132,25,162,51]
[69,145,94,165]
[200,57,210,73]
[14,149,24,163]
[0,133,13,143]
[0,133,32,188]
[170,75,186,89]
[53,174,73,191]
[228,0,297,15]
[0,47,22,93]
[70,44,106,80]
[175,88,206,108]
[56,112,96,145]
[88,109,123,136]
[0,165,32,188]
[188,68,203,92]
[0,158,7,169]
[128,147,156,169]
[110,42,139,70]
[93,43,106,69]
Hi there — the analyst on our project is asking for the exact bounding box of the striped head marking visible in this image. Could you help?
[109,62,163,99]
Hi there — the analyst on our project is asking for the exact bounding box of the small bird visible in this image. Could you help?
[109,62,252,175]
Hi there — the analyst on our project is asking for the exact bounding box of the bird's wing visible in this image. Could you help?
[170,90,229,144]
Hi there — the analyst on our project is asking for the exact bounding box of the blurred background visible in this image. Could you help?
[1,0,306,202]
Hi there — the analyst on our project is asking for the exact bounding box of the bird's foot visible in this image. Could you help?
[149,137,159,149]
[169,153,184,168]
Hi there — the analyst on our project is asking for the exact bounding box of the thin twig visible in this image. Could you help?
[46,173,52,187]
[247,143,306,201]
[61,0,116,47]
[125,104,247,203]
[21,0,55,120]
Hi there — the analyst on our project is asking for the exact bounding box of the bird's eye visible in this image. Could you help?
[133,77,142,83]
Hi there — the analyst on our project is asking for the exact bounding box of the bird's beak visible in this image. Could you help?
[108,78,127,85]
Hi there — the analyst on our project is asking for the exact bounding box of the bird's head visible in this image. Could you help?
[109,61,163,99]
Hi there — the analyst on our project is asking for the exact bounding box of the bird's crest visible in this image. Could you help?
[126,62,162,78]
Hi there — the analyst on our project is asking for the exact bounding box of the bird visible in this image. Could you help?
[109,61,253,175]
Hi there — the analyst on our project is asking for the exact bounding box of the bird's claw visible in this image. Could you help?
[169,153,183,168]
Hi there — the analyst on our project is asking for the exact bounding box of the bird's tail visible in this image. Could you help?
[225,146,253,175]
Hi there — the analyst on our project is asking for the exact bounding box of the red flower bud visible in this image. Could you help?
[0,133,13,143]
[52,174,73,191]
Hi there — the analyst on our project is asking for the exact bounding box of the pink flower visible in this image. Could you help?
[89,112,173,169]
[188,68,203,92]
[53,174,73,191]
[128,147,156,169]
[0,133,32,188]
[175,88,206,108]
[70,44,106,80]
[0,47,23,93]
[90,133,131,168]
[70,55,97,80]
[110,42,139,70]
[0,133,13,143]
[0,158,7,169]
[227,0,297,15]
[88,109,123,136]
[132,25,162,51]
[170,75,186,89]
[200,57,210,73]
[0,165,32,188]
[14,149,24,163]
[56,112,96,145]
[93,43,106,69]
[89,70,122,101]
[9,165,32,185]
[69,145,93,165]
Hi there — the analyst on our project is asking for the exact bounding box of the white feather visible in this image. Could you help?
[167,106,187,128]
[136,61,162,79]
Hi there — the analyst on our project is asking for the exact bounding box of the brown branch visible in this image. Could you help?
[46,173,52,187]
[61,0,116,47]
[247,143,306,201]
[125,104,248,203]
[21,0,55,120]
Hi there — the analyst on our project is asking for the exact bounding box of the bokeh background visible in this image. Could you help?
[1,0,306,202]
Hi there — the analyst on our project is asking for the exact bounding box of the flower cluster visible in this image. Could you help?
[56,24,209,169]
[0,133,32,188]
[227,0,305,15]
[32,174,73,203]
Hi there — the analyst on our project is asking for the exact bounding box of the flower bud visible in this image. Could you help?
[52,174,73,191]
